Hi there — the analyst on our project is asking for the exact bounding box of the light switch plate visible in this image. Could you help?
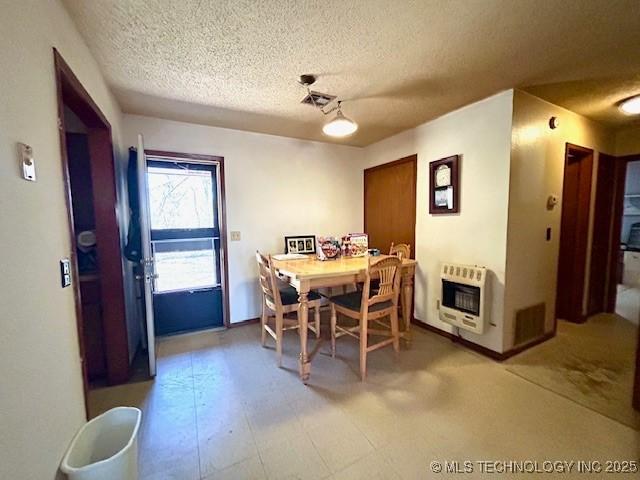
[60,259,71,288]
[17,142,36,181]
[230,231,241,241]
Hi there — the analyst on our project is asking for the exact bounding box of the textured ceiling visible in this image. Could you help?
[524,75,640,128]
[62,0,640,146]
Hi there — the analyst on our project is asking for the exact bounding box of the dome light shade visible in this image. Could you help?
[322,109,358,137]
[620,95,640,115]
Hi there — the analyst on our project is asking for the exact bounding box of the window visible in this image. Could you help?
[147,161,220,294]
[147,166,215,230]
[152,239,217,293]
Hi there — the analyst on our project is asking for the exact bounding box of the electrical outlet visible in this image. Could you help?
[230,231,241,241]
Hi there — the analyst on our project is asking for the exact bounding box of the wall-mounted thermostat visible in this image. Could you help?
[17,142,36,181]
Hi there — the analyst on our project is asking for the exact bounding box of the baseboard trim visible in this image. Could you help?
[410,319,555,361]
[228,317,259,328]
[503,331,556,359]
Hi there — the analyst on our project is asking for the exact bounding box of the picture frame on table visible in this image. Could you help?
[429,155,460,214]
[284,235,316,254]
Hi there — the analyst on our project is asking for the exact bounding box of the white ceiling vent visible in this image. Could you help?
[301,91,336,108]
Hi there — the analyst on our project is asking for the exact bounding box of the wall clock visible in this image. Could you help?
[434,164,451,187]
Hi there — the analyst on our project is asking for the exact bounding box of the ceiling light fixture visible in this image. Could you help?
[298,74,358,138]
[322,102,358,137]
[619,95,640,115]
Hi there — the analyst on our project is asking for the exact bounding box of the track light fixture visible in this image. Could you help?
[298,74,358,138]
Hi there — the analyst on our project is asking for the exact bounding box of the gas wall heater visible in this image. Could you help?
[439,263,487,334]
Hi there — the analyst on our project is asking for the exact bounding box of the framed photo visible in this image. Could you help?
[429,155,460,214]
[284,235,316,254]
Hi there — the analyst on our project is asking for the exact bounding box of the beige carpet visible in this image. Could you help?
[506,314,640,430]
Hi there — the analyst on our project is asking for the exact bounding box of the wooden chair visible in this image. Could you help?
[369,243,410,292]
[256,251,321,367]
[389,243,411,322]
[389,242,410,260]
[329,255,402,380]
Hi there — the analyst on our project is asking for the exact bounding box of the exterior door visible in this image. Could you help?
[145,156,225,335]
[364,155,417,256]
[137,134,157,377]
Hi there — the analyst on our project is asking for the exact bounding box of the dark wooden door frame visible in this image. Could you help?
[588,153,618,316]
[607,155,638,312]
[54,49,130,414]
[555,143,593,325]
[144,149,231,328]
[363,154,417,257]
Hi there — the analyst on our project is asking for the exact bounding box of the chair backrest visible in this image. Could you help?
[255,251,282,309]
[362,255,402,313]
[389,242,411,260]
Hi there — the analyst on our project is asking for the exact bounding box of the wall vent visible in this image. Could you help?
[514,303,546,346]
[301,91,336,108]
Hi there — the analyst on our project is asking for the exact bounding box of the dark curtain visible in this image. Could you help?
[124,147,142,262]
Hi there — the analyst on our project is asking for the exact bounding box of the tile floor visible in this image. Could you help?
[90,323,640,479]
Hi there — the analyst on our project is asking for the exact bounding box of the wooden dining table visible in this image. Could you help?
[272,254,417,383]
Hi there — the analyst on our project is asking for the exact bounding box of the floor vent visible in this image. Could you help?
[514,303,546,346]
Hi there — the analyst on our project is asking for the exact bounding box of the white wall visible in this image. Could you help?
[615,125,640,157]
[362,91,514,353]
[123,115,364,323]
[504,90,615,350]
[0,1,126,479]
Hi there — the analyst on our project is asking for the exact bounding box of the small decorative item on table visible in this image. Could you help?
[317,236,341,261]
[284,235,316,254]
[342,233,368,257]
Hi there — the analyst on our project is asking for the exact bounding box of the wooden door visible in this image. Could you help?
[364,155,417,256]
[556,144,593,323]
[588,153,616,315]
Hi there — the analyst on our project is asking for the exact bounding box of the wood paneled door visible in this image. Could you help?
[364,155,417,256]
[556,144,593,323]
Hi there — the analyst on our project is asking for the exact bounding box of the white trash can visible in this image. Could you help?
[61,407,142,480]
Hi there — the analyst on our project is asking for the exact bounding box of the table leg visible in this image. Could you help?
[402,271,414,344]
[298,290,311,383]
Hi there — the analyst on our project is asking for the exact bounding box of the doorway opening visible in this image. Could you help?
[54,50,130,414]
[131,145,229,377]
[615,159,640,324]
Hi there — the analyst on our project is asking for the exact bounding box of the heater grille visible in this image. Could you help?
[514,303,546,346]
[439,262,487,334]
